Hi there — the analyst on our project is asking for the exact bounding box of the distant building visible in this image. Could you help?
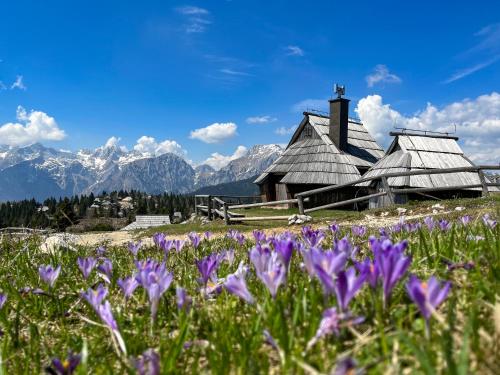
[360,131,496,207]
[255,89,384,202]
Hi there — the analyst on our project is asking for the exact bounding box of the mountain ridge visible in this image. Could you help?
[0,143,282,201]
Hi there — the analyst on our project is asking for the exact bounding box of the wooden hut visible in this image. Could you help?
[360,131,491,207]
[255,89,384,203]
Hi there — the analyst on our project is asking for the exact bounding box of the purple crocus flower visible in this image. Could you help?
[263,330,280,352]
[407,274,452,341]
[97,259,113,283]
[153,232,165,247]
[39,265,61,288]
[351,225,367,237]
[423,216,436,231]
[226,229,239,240]
[176,287,192,312]
[219,248,235,266]
[379,227,390,239]
[272,236,294,269]
[204,231,212,241]
[403,222,421,232]
[438,219,451,231]
[188,232,201,250]
[333,357,359,375]
[0,293,6,310]
[81,285,117,330]
[117,276,139,299]
[51,351,81,375]
[375,240,411,307]
[483,214,497,228]
[128,241,143,257]
[334,237,354,257]
[250,248,286,298]
[311,249,348,294]
[81,286,125,353]
[302,226,325,247]
[97,300,119,331]
[134,348,160,375]
[329,222,340,234]
[81,284,108,310]
[153,233,173,255]
[223,262,254,304]
[173,239,185,252]
[253,230,267,244]
[135,260,174,320]
[96,245,106,256]
[298,245,318,277]
[307,307,340,349]
[460,215,472,226]
[355,258,379,289]
[306,308,364,350]
[335,267,368,311]
[77,257,97,280]
[407,275,451,322]
[196,254,220,285]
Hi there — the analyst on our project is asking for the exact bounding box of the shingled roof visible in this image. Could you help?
[255,112,384,185]
[360,132,483,188]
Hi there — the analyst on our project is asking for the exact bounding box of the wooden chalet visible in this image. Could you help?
[255,89,384,203]
[360,131,495,206]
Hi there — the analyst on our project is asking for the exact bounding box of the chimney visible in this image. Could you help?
[329,84,349,151]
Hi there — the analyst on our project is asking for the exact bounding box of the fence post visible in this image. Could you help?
[194,196,198,216]
[207,195,212,220]
[381,177,395,205]
[478,169,490,197]
[297,195,305,215]
[223,202,230,225]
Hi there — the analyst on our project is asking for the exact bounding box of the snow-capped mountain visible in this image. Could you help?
[0,143,283,201]
[195,144,283,187]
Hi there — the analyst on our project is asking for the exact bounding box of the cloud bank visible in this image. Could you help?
[0,106,66,146]
[355,92,500,163]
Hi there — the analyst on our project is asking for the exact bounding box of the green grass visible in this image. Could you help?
[0,203,499,373]
[141,196,500,237]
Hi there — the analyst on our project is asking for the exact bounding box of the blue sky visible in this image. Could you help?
[0,0,499,166]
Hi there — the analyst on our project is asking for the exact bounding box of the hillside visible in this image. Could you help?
[191,176,260,196]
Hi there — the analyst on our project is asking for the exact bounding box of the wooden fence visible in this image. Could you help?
[195,165,500,224]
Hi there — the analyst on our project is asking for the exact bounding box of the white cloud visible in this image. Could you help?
[246,115,277,124]
[202,145,248,170]
[105,136,121,148]
[176,6,209,15]
[175,6,211,33]
[219,68,252,77]
[275,126,297,136]
[285,45,304,56]
[0,81,6,90]
[355,92,500,163]
[133,136,187,157]
[365,65,402,88]
[0,106,66,146]
[291,98,328,113]
[443,55,500,83]
[10,75,26,90]
[190,122,237,143]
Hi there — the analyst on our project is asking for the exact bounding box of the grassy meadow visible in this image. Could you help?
[0,199,499,374]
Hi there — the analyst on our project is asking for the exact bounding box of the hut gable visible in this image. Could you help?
[255,112,384,186]
[362,132,482,189]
